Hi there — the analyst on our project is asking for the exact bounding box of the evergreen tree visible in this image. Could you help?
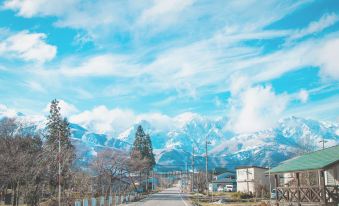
[45,99,75,194]
[131,125,146,158]
[130,125,155,170]
[144,134,155,168]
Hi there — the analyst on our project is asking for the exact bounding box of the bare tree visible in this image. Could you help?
[91,149,133,196]
[194,172,207,193]
[253,180,268,199]
[0,118,44,206]
[127,150,151,192]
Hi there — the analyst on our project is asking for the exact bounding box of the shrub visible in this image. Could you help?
[230,192,252,199]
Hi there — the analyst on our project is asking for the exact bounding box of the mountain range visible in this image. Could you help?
[1,107,338,171]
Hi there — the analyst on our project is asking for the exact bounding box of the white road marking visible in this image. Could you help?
[179,191,190,206]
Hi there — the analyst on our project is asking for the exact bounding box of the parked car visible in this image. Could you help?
[271,189,277,199]
[225,185,235,192]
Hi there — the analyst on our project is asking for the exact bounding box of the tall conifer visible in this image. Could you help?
[130,125,155,170]
[45,99,75,193]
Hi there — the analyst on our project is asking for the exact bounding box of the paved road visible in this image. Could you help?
[126,187,191,206]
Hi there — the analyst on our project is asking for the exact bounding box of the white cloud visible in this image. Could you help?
[227,85,289,133]
[69,106,177,135]
[313,38,339,79]
[138,0,194,28]
[289,13,339,41]
[24,81,46,93]
[70,106,136,135]
[229,75,250,95]
[232,34,339,87]
[2,0,308,44]
[286,95,339,121]
[0,30,56,63]
[3,0,77,17]
[36,32,338,101]
[137,113,175,131]
[0,104,17,118]
[59,54,140,77]
[69,105,207,135]
[174,112,202,127]
[44,100,78,117]
[297,89,309,103]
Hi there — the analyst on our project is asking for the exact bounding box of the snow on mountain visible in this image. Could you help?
[1,108,338,171]
[208,116,339,168]
[117,114,230,154]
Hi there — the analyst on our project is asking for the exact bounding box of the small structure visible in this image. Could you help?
[236,166,269,194]
[269,145,339,206]
[209,170,236,192]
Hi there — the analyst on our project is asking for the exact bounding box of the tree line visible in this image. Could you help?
[0,99,155,206]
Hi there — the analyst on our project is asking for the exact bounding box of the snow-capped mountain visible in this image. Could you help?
[207,116,339,168]
[1,107,338,171]
[117,114,230,154]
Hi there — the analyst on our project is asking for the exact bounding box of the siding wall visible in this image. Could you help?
[325,162,339,185]
[236,167,269,193]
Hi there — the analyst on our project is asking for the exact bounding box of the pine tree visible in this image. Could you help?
[131,125,146,158]
[45,99,75,194]
[130,125,155,170]
[144,134,155,169]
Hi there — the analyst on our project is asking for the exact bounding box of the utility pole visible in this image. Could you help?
[205,134,211,196]
[186,162,188,191]
[268,160,272,204]
[58,130,61,206]
[152,170,154,191]
[319,138,327,150]
[211,169,215,202]
[192,147,195,192]
[246,168,249,193]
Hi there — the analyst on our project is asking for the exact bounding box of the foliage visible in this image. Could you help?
[44,99,76,191]
[230,192,253,200]
[130,125,155,170]
[0,118,44,206]
[91,149,131,196]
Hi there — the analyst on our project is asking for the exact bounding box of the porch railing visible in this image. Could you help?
[276,185,338,204]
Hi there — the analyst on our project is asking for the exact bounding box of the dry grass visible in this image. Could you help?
[193,202,268,206]
[190,192,270,206]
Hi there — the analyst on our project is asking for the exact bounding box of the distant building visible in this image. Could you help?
[236,166,270,194]
[269,145,339,206]
[209,170,236,192]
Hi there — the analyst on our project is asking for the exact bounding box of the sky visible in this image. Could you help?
[0,0,338,135]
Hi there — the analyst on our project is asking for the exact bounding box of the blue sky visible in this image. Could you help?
[0,0,338,135]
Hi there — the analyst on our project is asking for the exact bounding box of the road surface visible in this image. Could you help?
[126,187,191,206]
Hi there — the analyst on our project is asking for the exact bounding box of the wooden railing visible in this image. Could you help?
[276,185,338,204]
[325,185,339,203]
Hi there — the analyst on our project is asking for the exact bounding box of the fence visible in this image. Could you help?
[73,192,143,206]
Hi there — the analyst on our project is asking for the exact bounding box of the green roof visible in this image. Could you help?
[268,145,339,174]
[212,179,236,184]
[212,167,234,175]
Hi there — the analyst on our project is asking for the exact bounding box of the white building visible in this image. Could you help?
[208,171,236,192]
[236,166,269,194]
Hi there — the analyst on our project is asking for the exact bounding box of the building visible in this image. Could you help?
[236,166,270,194]
[269,145,339,206]
[209,170,236,192]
